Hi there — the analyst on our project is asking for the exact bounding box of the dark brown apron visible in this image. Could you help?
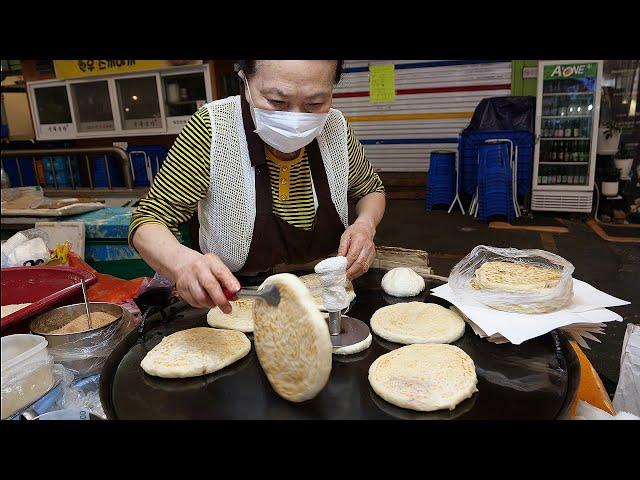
[237,93,346,278]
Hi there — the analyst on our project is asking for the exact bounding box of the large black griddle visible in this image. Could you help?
[100,269,580,420]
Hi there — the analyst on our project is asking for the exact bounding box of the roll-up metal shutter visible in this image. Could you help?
[333,60,512,171]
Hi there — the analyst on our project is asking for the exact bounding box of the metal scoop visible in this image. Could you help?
[223,285,281,306]
[80,279,93,330]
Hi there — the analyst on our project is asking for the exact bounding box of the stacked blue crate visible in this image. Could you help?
[426,151,456,211]
[1,157,38,187]
[90,155,125,188]
[476,143,515,223]
[128,145,168,187]
[460,130,533,198]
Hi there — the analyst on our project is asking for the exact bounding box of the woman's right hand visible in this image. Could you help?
[174,252,241,313]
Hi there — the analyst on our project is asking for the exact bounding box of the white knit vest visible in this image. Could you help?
[198,95,350,272]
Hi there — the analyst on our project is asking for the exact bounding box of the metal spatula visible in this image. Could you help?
[222,285,281,306]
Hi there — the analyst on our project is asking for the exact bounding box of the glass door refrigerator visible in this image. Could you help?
[532,60,603,212]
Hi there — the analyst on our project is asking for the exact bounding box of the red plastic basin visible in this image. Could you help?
[1,266,97,336]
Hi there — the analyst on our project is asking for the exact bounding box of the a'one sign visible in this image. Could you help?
[543,62,597,80]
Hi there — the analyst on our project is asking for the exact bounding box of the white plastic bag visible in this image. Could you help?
[572,400,639,420]
[1,228,51,267]
[613,323,640,417]
[449,245,575,314]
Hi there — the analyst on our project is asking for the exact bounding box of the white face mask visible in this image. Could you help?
[243,75,329,154]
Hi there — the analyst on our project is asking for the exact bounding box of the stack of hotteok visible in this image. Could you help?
[431,246,630,346]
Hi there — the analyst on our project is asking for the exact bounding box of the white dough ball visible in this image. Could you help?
[381,267,426,297]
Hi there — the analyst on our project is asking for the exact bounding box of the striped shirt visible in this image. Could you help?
[128,107,384,246]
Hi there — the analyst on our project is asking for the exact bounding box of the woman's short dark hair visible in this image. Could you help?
[237,60,344,84]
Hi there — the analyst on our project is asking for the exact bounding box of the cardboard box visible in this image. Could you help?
[2,92,35,141]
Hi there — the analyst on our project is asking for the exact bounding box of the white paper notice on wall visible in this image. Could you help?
[522,67,538,79]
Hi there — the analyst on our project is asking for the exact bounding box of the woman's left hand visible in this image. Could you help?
[338,219,377,280]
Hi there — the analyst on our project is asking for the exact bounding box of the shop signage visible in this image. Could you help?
[543,63,597,80]
[54,60,203,79]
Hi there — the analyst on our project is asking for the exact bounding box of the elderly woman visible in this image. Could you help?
[129,60,386,312]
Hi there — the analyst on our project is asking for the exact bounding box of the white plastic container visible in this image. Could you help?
[614,158,634,180]
[601,181,619,197]
[1,334,54,419]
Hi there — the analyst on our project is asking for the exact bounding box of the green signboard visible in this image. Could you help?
[543,63,597,80]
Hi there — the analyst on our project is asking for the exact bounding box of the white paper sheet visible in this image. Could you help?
[567,279,630,312]
[432,281,625,345]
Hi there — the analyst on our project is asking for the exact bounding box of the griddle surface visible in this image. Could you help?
[103,269,578,420]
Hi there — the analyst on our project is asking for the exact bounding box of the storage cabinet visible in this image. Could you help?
[161,67,211,134]
[115,75,165,133]
[70,79,117,134]
[28,81,75,139]
[27,64,212,140]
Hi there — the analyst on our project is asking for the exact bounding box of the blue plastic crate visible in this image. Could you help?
[90,155,124,188]
[426,151,456,211]
[459,130,533,198]
[128,145,167,187]
[1,157,39,187]
[476,143,516,222]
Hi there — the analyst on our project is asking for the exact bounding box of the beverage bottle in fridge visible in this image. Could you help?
[559,96,567,116]
[551,141,557,161]
[544,141,550,161]
[575,141,582,162]
[573,118,581,137]
[564,119,573,138]
[583,141,590,162]
[567,141,573,162]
